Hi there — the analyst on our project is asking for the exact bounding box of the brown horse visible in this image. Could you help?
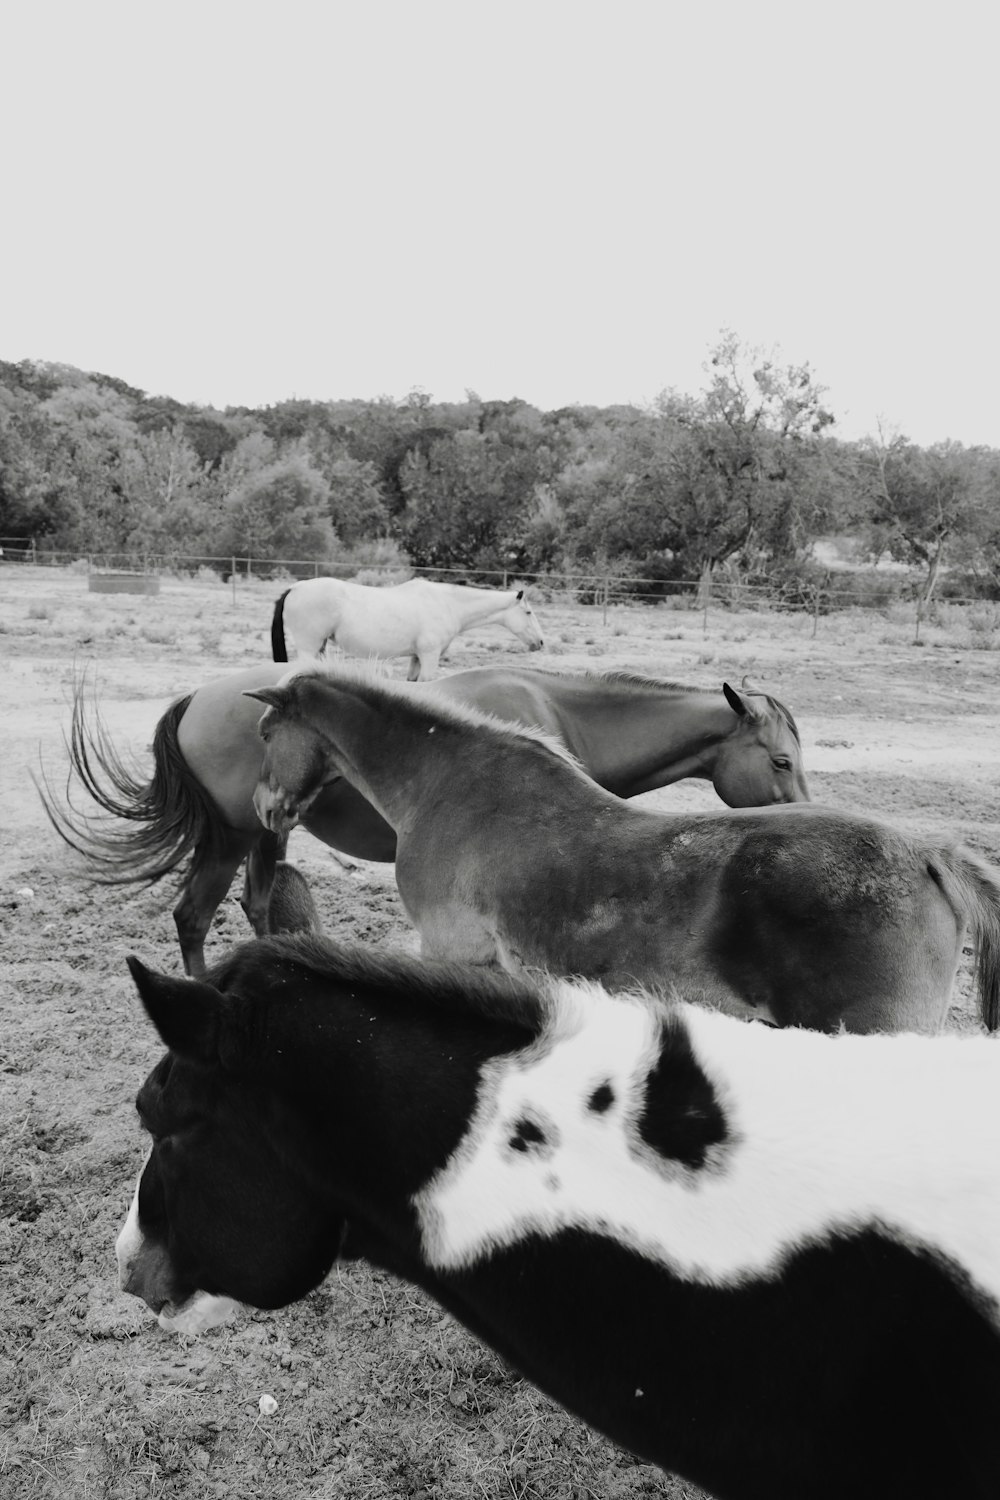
[39,663,807,976]
[250,665,1000,1034]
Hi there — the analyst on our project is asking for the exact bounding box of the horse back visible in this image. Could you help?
[398,796,970,1032]
[430,667,567,741]
[699,811,966,1029]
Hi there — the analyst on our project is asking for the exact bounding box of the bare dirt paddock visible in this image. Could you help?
[2,567,999,1500]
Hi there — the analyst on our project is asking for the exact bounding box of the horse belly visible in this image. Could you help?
[333,591,448,663]
[334,608,412,660]
[302,784,398,862]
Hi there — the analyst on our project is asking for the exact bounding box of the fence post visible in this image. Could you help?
[231,557,237,607]
[812,586,821,639]
[602,577,609,626]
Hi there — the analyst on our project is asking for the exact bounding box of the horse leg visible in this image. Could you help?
[173,829,254,978]
[240,830,285,937]
[407,655,421,681]
[414,647,442,681]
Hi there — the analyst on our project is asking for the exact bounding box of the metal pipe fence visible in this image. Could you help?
[2,544,998,635]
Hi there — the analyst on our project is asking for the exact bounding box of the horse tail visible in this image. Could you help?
[931,846,1000,1031]
[271,589,290,662]
[36,680,232,887]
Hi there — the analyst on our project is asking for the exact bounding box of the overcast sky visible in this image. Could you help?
[4,1,996,446]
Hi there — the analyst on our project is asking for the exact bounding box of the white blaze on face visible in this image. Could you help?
[156,1293,238,1336]
[114,1168,145,1289]
[115,1158,239,1335]
[414,984,1000,1312]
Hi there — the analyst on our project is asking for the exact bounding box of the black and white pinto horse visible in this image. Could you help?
[117,937,1000,1500]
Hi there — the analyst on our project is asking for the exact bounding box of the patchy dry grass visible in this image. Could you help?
[3,564,999,1499]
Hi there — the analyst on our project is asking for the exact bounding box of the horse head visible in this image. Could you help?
[712,680,810,806]
[503,590,545,652]
[115,955,346,1334]
[245,684,337,834]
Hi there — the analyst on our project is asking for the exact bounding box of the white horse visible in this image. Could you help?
[271,577,544,679]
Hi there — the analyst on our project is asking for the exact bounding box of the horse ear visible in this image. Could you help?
[126,956,220,1063]
[723,681,749,718]
[243,687,288,710]
[723,682,764,722]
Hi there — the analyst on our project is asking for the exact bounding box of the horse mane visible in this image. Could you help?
[588,669,715,693]
[205,936,690,1076]
[751,691,801,744]
[293,663,584,771]
[205,933,550,1036]
[542,666,802,747]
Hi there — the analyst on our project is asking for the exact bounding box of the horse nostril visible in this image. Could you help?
[120,1261,145,1297]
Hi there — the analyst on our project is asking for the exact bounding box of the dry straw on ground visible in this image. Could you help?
[3,568,998,1498]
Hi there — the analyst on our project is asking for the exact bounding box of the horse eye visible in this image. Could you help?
[772,757,792,772]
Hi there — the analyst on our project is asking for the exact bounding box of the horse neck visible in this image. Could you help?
[554,680,738,797]
[445,586,516,629]
[259,968,531,1219]
[295,677,462,829]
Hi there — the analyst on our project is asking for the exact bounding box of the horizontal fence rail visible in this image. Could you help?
[2,545,999,634]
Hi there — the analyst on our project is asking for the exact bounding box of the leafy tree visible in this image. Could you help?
[324,457,389,544]
[0,384,70,538]
[211,451,337,562]
[7,344,997,598]
[397,409,558,570]
[661,333,835,563]
[37,380,140,552]
[301,417,392,543]
[214,430,278,493]
[858,431,996,612]
[118,428,210,552]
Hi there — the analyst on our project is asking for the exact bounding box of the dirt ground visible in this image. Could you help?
[3,567,999,1500]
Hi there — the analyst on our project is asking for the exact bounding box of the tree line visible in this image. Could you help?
[2,332,999,605]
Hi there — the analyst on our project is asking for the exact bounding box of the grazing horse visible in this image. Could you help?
[271,576,544,678]
[38,664,807,977]
[117,935,1000,1500]
[250,665,1000,1033]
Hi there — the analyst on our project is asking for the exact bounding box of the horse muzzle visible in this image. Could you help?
[116,1189,239,1334]
[253,781,302,834]
[784,774,811,803]
[116,1189,177,1309]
